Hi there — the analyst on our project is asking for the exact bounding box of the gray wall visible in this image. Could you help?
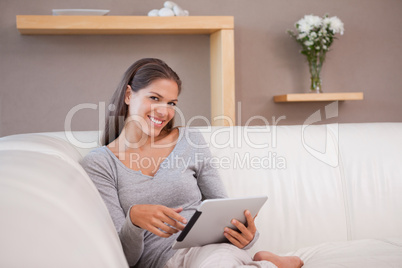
[1,0,401,136]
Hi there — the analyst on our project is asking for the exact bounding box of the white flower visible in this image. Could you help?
[298,33,307,39]
[304,41,314,46]
[297,18,312,33]
[288,13,344,57]
[323,17,331,26]
[328,16,344,35]
[304,15,322,28]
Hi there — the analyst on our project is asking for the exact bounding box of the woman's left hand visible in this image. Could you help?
[223,210,257,249]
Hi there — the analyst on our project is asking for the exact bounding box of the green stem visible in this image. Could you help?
[309,54,322,93]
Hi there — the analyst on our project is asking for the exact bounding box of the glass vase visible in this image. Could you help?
[310,74,322,93]
[308,58,323,93]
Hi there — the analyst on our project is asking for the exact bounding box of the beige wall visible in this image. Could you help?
[1,0,401,136]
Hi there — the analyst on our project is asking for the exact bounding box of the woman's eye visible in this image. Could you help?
[150,96,159,101]
[168,102,177,106]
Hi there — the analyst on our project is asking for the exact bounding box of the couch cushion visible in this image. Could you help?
[288,236,402,268]
[336,123,402,240]
[0,151,128,268]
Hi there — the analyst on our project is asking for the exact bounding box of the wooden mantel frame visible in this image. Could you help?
[16,15,236,126]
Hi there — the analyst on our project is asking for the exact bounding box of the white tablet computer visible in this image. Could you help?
[172,195,268,250]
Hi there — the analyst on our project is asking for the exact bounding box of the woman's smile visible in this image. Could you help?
[148,115,164,127]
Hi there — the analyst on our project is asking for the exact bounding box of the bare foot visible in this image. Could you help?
[253,251,304,268]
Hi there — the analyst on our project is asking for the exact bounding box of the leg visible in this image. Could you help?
[165,244,278,268]
[253,251,304,268]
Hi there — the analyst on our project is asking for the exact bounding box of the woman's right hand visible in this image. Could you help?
[129,204,187,238]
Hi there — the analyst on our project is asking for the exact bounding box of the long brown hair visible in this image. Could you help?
[102,58,182,145]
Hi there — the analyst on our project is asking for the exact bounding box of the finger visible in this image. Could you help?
[148,225,173,238]
[152,219,180,235]
[152,207,185,231]
[224,230,244,249]
[149,213,180,234]
[160,214,186,231]
[169,219,186,231]
[231,219,249,235]
[231,219,253,242]
[245,210,257,233]
[224,227,248,246]
[254,212,259,220]
[172,207,183,213]
[164,207,188,224]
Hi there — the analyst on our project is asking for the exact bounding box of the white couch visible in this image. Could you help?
[0,123,401,267]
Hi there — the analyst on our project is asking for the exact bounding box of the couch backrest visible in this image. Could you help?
[1,122,401,257]
[204,123,402,254]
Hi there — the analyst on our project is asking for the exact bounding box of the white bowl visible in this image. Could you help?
[52,9,110,16]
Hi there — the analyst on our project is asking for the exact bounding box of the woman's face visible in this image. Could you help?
[125,78,179,138]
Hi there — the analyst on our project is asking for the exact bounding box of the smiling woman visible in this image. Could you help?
[80,58,303,268]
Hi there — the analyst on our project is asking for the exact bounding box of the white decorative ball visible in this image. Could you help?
[173,5,186,16]
[158,7,175,17]
[147,9,159,17]
[164,1,178,9]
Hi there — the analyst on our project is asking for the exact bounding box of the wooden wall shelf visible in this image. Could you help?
[16,15,235,126]
[16,15,233,35]
[274,92,364,102]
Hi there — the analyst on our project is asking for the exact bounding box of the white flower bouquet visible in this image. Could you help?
[288,14,344,92]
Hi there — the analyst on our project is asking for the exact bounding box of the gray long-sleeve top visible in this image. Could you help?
[80,127,258,268]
